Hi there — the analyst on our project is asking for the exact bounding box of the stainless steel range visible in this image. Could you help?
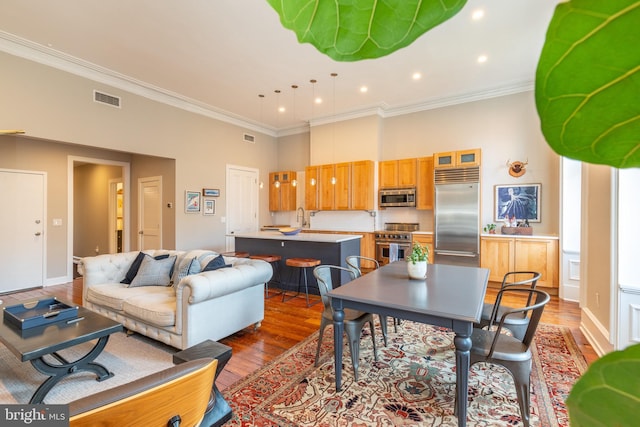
[375,223,419,266]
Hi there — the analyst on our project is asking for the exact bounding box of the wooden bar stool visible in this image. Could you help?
[221,251,249,258]
[282,257,321,307]
[249,254,282,299]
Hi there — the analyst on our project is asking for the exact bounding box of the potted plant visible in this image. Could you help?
[406,243,429,279]
[483,223,497,234]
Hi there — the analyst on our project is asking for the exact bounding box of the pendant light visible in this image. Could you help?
[309,79,317,187]
[330,73,337,185]
[291,85,299,187]
[258,94,265,189]
[274,89,281,188]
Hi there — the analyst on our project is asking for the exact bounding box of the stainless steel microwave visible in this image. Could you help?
[379,188,416,207]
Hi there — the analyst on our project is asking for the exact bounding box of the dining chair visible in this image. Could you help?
[476,271,541,340]
[466,288,550,427]
[346,255,397,341]
[313,265,378,381]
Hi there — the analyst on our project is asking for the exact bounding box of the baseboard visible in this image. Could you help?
[580,307,614,356]
[560,283,580,302]
[44,275,72,286]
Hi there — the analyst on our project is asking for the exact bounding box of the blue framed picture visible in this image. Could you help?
[185,191,201,213]
[203,188,220,197]
[495,184,541,222]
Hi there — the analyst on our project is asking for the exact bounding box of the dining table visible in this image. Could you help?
[328,260,489,427]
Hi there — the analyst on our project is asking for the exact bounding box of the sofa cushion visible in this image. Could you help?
[202,254,231,272]
[122,291,176,327]
[129,255,177,287]
[86,284,158,311]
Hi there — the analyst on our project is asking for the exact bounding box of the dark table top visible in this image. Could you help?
[0,301,122,362]
[329,261,489,324]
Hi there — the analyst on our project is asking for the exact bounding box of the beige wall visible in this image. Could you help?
[581,163,612,332]
[1,52,279,259]
[73,164,123,257]
[311,115,382,164]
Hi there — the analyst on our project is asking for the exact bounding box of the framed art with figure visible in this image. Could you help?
[185,191,201,213]
[495,184,541,222]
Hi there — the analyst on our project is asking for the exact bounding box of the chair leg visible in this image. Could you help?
[378,314,388,346]
[503,359,532,427]
[265,262,283,299]
[369,319,378,362]
[301,267,319,307]
[315,319,328,366]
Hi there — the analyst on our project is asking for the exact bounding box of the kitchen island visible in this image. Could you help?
[233,231,362,292]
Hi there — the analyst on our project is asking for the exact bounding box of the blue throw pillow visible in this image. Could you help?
[121,252,146,284]
[202,254,231,272]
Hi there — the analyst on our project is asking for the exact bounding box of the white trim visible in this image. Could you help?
[580,306,614,357]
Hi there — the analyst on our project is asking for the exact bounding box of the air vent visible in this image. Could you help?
[93,90,121,108]
[435,167,480,184]
[243,133,256,143]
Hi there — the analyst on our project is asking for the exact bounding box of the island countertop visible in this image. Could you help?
[232,231,362,243]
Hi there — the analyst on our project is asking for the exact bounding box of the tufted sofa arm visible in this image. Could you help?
[178,258,273,304]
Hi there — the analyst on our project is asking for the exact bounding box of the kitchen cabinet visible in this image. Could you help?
[319,162,350,210]
[350,160,375,210]
[416,156,434,210]
[480,235,558,290]
[434,148,481,169]
[379,158,416,188]
[307,160,374,211]
[304,165,319,211]
[269,171,296,211]
[411,233,434,264]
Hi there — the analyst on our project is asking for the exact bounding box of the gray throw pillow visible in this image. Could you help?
[173,256,201,285]
[129,255,177,287]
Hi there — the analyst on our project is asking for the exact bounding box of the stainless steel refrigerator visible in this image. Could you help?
[434,167,480,267]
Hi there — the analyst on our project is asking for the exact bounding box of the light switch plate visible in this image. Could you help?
[52,218,62,226]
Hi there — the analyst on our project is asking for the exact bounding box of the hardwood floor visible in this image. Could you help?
[1,279,598,392]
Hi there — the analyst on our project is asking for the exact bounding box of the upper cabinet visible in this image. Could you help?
[379,158,417,188]
[434,148,481,169]
[269,171,297,211]
[305,160,374,211]
[416,156,434,210]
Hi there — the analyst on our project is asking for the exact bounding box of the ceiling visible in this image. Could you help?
[0,0,561,135]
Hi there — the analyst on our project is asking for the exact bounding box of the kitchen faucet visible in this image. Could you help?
[296,207,306,227]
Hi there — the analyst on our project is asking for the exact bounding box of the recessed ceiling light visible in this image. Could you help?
[278,106,286,113]
[315,97,323,104]
[472,9,485,20]
[360,86,368,93]
[412,72,422,80]
[477,55,488,64]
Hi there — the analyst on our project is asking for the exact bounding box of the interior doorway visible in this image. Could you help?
[69,156,130,273]
[225,165,259,251]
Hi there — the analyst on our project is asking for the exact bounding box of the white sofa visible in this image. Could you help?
[79,249,272,350]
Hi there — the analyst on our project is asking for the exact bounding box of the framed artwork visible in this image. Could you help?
[185,191,201,213]
[203,188,220,197]
[495,184,541,222]
[203,199,216,216]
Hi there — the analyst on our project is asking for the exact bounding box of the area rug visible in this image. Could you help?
[224,321,588,426]
[0,331,176,404]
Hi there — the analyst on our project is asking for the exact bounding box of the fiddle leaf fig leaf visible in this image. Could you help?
[266,0,467,61]
[567,343,640,426]
[535,0,640,168]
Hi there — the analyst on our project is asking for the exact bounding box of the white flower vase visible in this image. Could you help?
[407,260,427,280]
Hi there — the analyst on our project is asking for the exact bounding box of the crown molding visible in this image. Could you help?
[0,31,278,137]
[1,30,533,139]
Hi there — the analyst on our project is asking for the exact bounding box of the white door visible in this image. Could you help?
[226,165,259,250]
[0,170,45,292]
[138,176,162,250]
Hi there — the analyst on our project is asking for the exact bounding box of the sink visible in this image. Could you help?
[261,225,290,231]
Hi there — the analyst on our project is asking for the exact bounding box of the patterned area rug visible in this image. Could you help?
[224,321,588,426]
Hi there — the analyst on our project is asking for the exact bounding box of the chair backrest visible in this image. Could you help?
[69,358,217,427]
[345,255,379,278]
[487,288,550,355]
[313,265,356,313]
[488,271,542,322]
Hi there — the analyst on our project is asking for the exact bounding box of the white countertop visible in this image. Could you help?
[480,233,559,239]
[233,231,362,243]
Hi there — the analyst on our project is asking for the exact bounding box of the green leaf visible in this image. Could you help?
[266,0,467,61]
[567,343,640,426]
[535,0,640,168]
